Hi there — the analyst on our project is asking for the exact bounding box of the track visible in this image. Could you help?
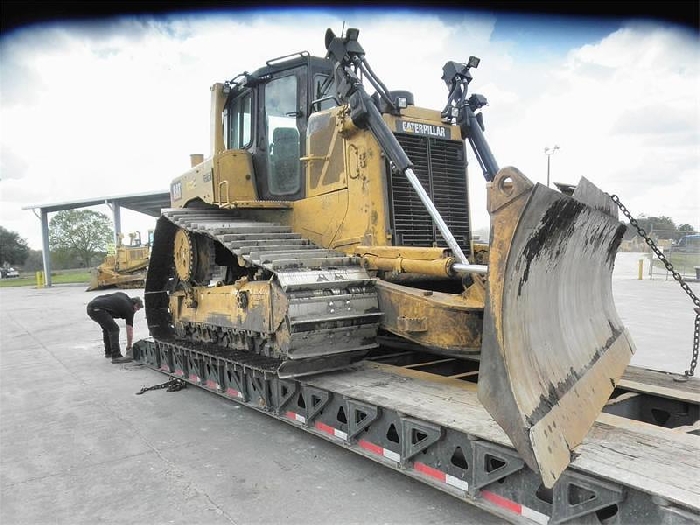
[144,208,382,377]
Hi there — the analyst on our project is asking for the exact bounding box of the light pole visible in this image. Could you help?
[544,145,560,188]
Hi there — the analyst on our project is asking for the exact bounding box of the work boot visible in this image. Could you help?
[112,355,133,364]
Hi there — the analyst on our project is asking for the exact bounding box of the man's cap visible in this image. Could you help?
[131,296,144,308]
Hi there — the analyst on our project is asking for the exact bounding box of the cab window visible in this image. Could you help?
[225,90,252,149]
[265,75,300,195]
[311,73,336,113]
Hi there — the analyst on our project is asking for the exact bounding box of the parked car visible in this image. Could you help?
[674,234,700,253]
[0,267,20,279]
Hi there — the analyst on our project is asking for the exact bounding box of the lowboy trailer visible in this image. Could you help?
[133,338,700,525]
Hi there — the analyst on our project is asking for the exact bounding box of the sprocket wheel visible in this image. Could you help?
[173,227,214,284]
[174,229,195,281]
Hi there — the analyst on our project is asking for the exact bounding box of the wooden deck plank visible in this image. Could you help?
[620,366,700,403]
[575,414,700,511]
[307,362,700,511]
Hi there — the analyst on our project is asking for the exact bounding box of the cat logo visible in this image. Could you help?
[171,181,182,201]
[396,120,448,138]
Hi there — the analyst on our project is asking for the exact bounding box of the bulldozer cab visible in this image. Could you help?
[222,54,336,202]
[127,231,142,247]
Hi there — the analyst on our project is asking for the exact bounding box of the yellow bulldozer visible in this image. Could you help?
[144,28,635,488]
[87,231,152,291]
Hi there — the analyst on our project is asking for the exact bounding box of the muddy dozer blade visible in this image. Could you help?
[86,266,146,292]
[478,167,636,488]
[85,268,102,292]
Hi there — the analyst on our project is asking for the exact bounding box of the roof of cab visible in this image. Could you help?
[230,53,331,89]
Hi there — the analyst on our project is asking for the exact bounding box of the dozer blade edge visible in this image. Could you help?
[478,167,636,488]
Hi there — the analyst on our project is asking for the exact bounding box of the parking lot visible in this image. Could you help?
[1,251,698,524]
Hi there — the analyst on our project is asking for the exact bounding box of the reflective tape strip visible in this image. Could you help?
[482,490,548,524]
[204,379,219,390]
[414,461,446,482]
[174,369,185,377]
[286,411,306,424]
[413,462,469,492]
[482,491,520,513]
[522,506,549,524]
[383,448,400,462]
[446,474,469,491]
[225,387,243,399]
[314,421,348,441]
[358,440,400,462]
[188,374,201,383]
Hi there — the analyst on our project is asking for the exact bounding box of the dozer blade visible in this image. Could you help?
[86,267,147,292]
[478,167,636,488]
[85,268,102,292]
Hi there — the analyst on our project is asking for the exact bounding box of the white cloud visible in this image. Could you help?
[472,21,699,231]
[1,10,698,251]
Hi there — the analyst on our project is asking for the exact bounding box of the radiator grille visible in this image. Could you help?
[389,134,471,256]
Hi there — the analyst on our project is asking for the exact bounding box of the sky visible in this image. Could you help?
[1,6,698,250]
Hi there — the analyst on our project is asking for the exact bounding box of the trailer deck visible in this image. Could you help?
[133,338,700,524]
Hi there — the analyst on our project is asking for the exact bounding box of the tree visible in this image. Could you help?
[22,249,44,272]
[51,247,81,270]
[0,226,30,266]
[49,210,113,268]
[625,216,677,241]
[622,216,697,242]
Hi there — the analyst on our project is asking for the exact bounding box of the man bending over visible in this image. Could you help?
[87,292,143,363]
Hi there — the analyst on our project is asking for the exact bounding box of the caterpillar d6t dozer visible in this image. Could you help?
[145,28,635,488]
[87,231,152,291]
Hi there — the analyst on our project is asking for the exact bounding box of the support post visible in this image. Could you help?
[110,201,122,247]
[40,209,52,287]
[544,145,559,188]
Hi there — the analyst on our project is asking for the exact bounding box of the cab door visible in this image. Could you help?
[254,69,306,201]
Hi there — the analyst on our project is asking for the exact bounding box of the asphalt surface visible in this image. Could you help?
[1,251,698,525]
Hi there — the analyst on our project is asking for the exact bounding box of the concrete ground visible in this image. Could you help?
[1,252,698,525]
[613,251,699,375]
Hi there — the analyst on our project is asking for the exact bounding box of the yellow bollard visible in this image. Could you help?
[36,271,45,288]
[637,259,644,280]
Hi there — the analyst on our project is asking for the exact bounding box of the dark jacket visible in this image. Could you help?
[87,292,136,326]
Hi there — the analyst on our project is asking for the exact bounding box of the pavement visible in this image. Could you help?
[612,251,699,375]
[1,252,698,525]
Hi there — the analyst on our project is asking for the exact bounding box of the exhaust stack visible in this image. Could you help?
[190,154,204,168]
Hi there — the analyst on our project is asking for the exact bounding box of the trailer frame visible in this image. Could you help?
[133,338,700,525]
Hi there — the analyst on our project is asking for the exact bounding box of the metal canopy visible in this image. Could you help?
[22,190,171,287]
[22,190,171,217]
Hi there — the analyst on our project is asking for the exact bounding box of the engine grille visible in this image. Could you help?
[389,134,471,256]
